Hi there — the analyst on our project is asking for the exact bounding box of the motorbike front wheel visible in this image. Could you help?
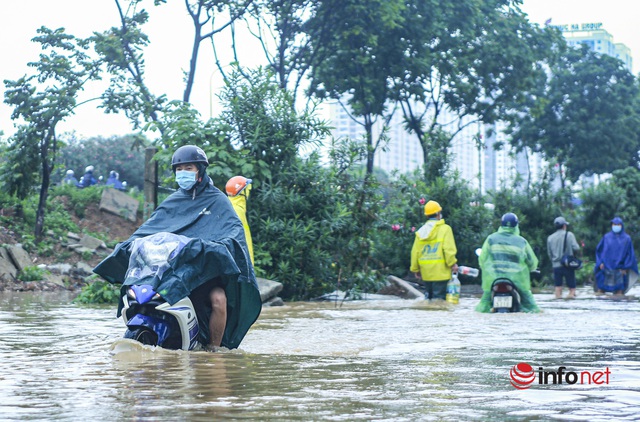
[124,327,158,346]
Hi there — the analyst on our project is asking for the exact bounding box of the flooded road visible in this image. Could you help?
[1,286,639,421]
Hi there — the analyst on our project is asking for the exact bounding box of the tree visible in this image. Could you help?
[390,1,560,179]
[92,1,166,134]
[242,0,316,102]
[2,27,101,239]
[512,44,640,185]
[305,0,407,175]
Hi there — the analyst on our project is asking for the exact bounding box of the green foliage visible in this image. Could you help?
[215,67,330,181]
[513,44,640,182]
[306,0,404,174]
[17,266,47,282]
[2,26,101,239]
[91,8,167,132]
[252,155,350,299]
[576,261,595,286]
[49,183,104,218]
[578,168,640,260]
[385,1,561,180]
[73,279,120,305]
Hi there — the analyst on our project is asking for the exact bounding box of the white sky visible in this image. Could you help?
[0,0,638,140]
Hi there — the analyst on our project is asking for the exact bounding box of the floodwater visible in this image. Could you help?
[1,286,639,421]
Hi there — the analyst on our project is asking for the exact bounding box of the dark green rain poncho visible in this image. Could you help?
[93,173,262,349]
[475,225,540,313]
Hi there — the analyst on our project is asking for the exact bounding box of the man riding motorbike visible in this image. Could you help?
[475,212,541,313]
[94,145,261,350]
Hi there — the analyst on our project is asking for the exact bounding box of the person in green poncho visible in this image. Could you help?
[475,212,540,313]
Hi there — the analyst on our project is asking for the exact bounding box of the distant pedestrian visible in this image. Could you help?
[547,216,580,299]
[106,170,125,191]
[77,165,97,188]
[594,217,638,296]
[410,200,458,301]
[62,169,78,186]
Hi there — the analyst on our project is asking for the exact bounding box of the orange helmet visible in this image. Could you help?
[225,176,252,196]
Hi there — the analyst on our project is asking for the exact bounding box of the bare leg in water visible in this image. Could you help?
[555,286,562,299]
[208,286,227,349]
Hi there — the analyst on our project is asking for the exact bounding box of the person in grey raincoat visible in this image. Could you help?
[94,145,261,350]
[476,213,540,313]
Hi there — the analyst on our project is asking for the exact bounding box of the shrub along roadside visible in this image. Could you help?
[73,278,119,305]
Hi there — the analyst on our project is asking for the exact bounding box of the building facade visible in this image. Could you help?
[552,22,633,72]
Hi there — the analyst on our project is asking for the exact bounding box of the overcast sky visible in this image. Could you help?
[0,0,638,140]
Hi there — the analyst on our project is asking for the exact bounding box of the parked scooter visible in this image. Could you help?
[120,232,200,350]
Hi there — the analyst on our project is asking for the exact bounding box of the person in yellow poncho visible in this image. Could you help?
[225,176,254,264]
[410,200,459,300]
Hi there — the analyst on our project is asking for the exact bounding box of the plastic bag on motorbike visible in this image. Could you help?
[125,232,191,283]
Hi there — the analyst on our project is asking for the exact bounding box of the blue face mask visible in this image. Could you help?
[612,225,622,233]
[175,170,197,190]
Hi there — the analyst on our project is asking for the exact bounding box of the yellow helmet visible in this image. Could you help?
[424,200,442,216]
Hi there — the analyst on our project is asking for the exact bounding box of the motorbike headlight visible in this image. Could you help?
[127,288,136,299]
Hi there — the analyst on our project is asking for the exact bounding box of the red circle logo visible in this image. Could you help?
[510,362,535,389]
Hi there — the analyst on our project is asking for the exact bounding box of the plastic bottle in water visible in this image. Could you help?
[446,273,460,304]
[458,265,480,278]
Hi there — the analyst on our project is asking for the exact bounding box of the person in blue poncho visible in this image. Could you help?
[106,170,125,191]
[594,217,639,296]
[94,145,262,351]
[77,165,97,188]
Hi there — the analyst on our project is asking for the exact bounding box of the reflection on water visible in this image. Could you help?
[1,287,640,421]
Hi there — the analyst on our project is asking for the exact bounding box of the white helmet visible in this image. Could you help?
[66,169,74,176]
[85,165,94,173]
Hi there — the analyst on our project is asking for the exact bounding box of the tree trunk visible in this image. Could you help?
[35,159,51,240]
[364,116,374,175]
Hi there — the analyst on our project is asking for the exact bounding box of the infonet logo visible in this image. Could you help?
[509,362,611,389]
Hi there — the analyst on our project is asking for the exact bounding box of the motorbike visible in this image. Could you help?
[489,278,521,313]
[475,248,540,313]
[489,270,541,313]
[119,232,201,350]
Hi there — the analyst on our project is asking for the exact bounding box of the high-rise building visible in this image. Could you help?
[552,22,633,72]
[325,101,534,193]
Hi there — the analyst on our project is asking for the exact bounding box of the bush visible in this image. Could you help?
[50,184,104,219]
[17,266,47,282]
[73,279,120,305]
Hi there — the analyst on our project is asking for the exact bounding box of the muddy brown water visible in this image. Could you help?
[1,286,639,421]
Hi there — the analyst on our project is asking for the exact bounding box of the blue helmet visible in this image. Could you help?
[501,212,519,228]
